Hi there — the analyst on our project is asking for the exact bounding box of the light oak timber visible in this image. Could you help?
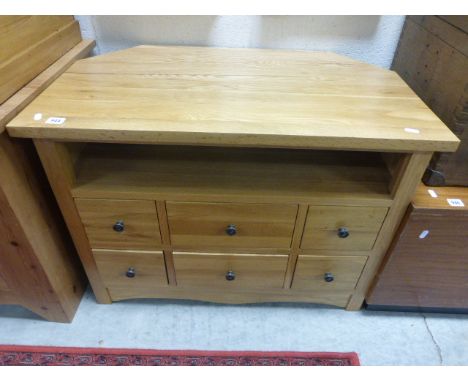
[173,252,288,290]
[75,198,162,250]
[162,246,291,255]
[156,201,177,286]
[71,144,393,207]
[381,153,411,196]
[0,18,81,104]
[298,249,381,258]
[292,256,368,293]
[0,16,75,62]
[166,202,297,249]
[6,46,459,310]
[283,204,308,289]
[301,206,388,251]
[0,134,85,322]
[0,21,94,321]
[0,39,96,134]
[347,152,433,310]
[33,140,112,304]
[108,285,352,308]
[93,249,168,289]
[6,46,459,152]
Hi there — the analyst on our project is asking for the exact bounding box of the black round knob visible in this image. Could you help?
[225,224,237,236]
[324,272,334,282]
[113,220,125,232]
[337,227,349,238]
[225,271,236,281]
[126,267,136,278]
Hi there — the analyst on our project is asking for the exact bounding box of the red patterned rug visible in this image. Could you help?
[0,345,360,366]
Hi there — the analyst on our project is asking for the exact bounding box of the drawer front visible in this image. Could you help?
[75,198,162,250]
[301,206,387,250]
[292,255,367,292]
[167,202,297,249]
[93,249,167,288]
[173,252,288,289]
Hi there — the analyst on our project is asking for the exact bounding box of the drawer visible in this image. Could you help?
[292,255,367,292]
[300,206,387,250]
[167,202,297,249]
[75,198,162,250]
[173,252,288,289]
[93,249,167,288]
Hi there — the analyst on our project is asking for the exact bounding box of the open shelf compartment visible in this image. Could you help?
[69,143,397,206]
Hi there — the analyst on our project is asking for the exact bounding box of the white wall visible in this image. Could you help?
[75,15,405,69]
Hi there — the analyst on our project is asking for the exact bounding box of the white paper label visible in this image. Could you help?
[33,113,42,121]
[427,189,438,198]
[404,127,420,134]
[419,230,430,239]
[447,199,465,207]
[45,117,66,125]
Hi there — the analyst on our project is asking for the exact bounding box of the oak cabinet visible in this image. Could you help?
[6,46,459,310]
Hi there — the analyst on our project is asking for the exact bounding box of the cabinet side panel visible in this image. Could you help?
[347,152,432,310]
[34,139,112,304]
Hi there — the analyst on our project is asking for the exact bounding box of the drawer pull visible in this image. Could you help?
[225,224,237,236]
[126,267,136,278]
[337,227,349,238]
[113,220,125,232]
[225,270,236,281]
[324,272,334,282]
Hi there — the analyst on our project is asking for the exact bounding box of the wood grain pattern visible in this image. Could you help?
[0,16,74,62]
[393,16,467,186]
[438,16,468,34]
[34,140,111,304]
[10,46,458,310]
[93,249,168,289]
[409,16,467,56]
[6,45,459,152]
[155,201,177,285]
[0,133,85,322]
[173,252,288,289]
[75,198,162,250]
[283,204,308,288]
[0,39,95,134]
[301,206,388,251]
[167,202,297,249]
[0,18,81,104]
[367,200,468,309]
[347,152,432,310]
[0,20,93,321]
[71,144,393,206]
[292,255,367,293]
[108,285,351,307]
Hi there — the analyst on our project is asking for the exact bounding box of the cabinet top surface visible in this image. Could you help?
[6,45,459,152]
